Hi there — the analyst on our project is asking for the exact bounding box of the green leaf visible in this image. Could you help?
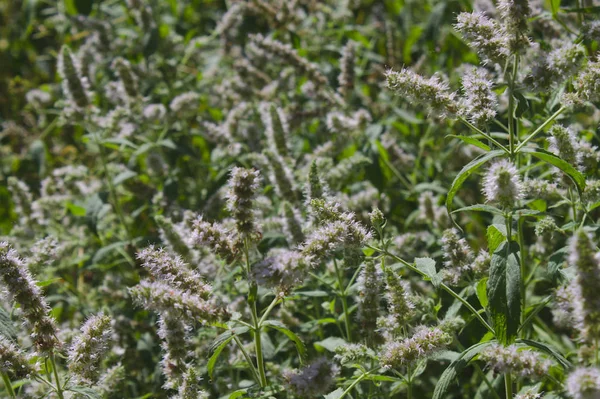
[446,150,505,227]
[157,139,177,149]
[433,341,496,399]
[112,170,137,186]
[518,339,571,369]
[512,209,543,218]
[143,27,160,58]
[92,241,127,264]
[561,5,600,13]
[476,278,489,308]
[36,277,62,287]
[365,374,400,382]
[66,386,102,399]
[294,290,329,297]
[520,148,586,194]
[208,327,249,380]
[74,0,94,15]
[452,204,504,216]
[528,199,547,212]
[228,390,247,399]
[314,337,347,352]
[84,194,105,236]
[262,320,306,361]
[63,0,79,15]
[487,224,507,254]
[324,388,344,399]
[0,306,17,340]
[513,91,529,118]
[447,135,491,151]
[101,137,137,148]
[66,202,86,216]
[415,257,441,289]
[487,241,521,344]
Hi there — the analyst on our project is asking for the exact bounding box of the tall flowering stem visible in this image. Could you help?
[333,258,352,342]
[50,353,65,399]
[507,54,519,158]
[244,238,267,388]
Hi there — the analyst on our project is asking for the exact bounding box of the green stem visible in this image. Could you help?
[33,375,56,391]
[507,55,519,159]
[569,187,578,223]
[50,353,65,399]
[458,117,510,154]
[475,363,501,399]
[518,295,552,333]
[412,125,433,183]
[232,335,262,385]
[258,296,281,326]
[337,368,378,399]
[333,259,352,342]
[380,156,413,190]
[234,319,254,330]
[244,239,267,388]
[524,260,543,287]
[1,373,15,399]
[441,282,494,334]
[90,131,132,241]
[494,118,510,133]
[517,217,526,325]
[407,365,413,399]
[251,303,267,387]
[515,106,566,152]
[455,338,501,399]
[506,214,514,330]
[504,372,513,399]
[368,245,495,334]
[40,117,59,139]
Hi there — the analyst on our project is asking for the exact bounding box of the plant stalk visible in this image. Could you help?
[1,373,15,399]
[507,55,519,159]
[259,296,281,326]
[244,239,268,388]
[232,335,262,385]
[515,106,566,152]
[50,353,65,399]
[250,300,267,387]
[458,117,510,154]
[504,372,513,399]
[334,259,352,342]
[337,368,378,399]
[518,217,526,325]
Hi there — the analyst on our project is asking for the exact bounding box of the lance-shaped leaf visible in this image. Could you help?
[445,150,505,229]
[521,147,586,193]
[447,135,491,151]
[208,327,249,380]
[486,225,506,254]
[487,241,521,344]
[262,320,306,362]
[433,341,496,399]
[415,257,441,289]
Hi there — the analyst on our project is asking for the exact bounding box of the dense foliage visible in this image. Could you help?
[2,0,600,398]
